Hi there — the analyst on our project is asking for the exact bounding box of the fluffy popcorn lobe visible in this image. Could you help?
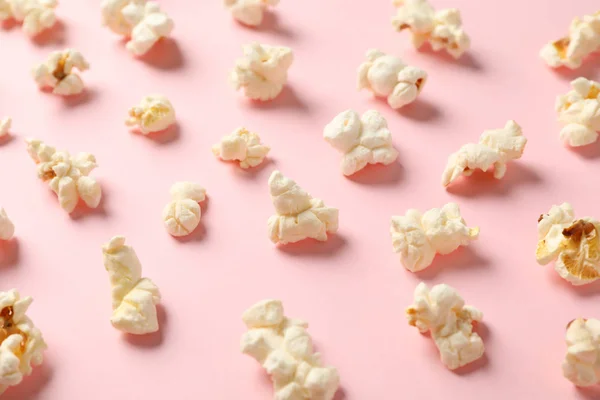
[224,0,279,26]
[556,77,600,147]
[32,49,89,96]
[323,109,399,176]
[267,171,338,245]
[26,139,102,213]
[563,318,600,387]
[390,203,479,272]
[102,236,161,335]
[536,203,600,286]
[442,120,527,187]
[162,182,206,237]
[126,95,176,134]
[0,0,58,37]
[230,42,294,101]
[0,208,14,241]
[406,283,484,370]
[213,127,270,168]
[392,0,470,59]
[357,49,427,109]
[241,299,340,400]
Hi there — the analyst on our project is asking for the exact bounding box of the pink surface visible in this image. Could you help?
[1,0,600,399]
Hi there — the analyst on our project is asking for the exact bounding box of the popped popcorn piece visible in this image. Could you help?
[391,203,478,272]
[442,120,527,187]
[391,0,470,59]
[0,0,58,37]
[267,171,338,244]
[162,182,206,237]
[25,139,102,213]
[0,117,11,137]
[126,95,176,134]
[357,49,427,109]
[212,127,270,168]
[230,42,294,101]
[536,203,600,285]
[32,49,89,96]
[563,318,600,387]
[323,109,399,175]
[0,208,14,241]
[102,236,161,335]
[406,282,484,370]
[241,299,340,400]
[0,289,47,395]
[224,0,279,26]
[556,77,600,147]
[540,12,600,69]
[101,0,174,56]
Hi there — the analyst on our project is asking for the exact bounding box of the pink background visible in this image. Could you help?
[1,0,600,399]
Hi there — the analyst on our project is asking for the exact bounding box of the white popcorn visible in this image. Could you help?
[442,120,527,187]
[0,289,47,395]
[212,127,270,169]
[25,139,102,214]
[556,77,600,147]
[323,109,399,176]
[0,0,58,37]
[536,203,600,286]
[224,0,278,26]
[563,318,600,387]
[0,117,11,137]
[101,0,174,56]
[241,299,340,400]
[391,203,478,272]
[267,171,338,245]
[31,49,89,96]
[230,42,294,101]
[0,208,14,241]
[540,12,600,69]
[357,49,427,109]
[126,95,176,134]
[162,182,206,237]
[407,282,484,370]
[102,236,161,335]
[391,0,470,59]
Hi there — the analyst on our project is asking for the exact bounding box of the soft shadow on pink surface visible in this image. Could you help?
[136,38,185,71]
[0,238,19,268]
[247,86,310,112]
[32,20,66,46]
[173,196,210,243]
[567,143,600,160]
[333,388,347,400]
[1,18,18,30]
[554,53,600,81]
[61,88,98,108]
[396,98,443,122]
[69,186,109,221]
[277,235,347,258]
[125,304,168,348]
[2,361,53,400]
[0,134,15,146]
[346,160,404,186]
[254,12,295,39]
[232,158,276,179]
[576,385,600,399]
[417,46,483,71]
[133,123,181,145]
[549,269,600,297]
[413,246,489,280]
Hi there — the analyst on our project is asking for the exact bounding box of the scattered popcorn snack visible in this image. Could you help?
[224,0,278,26]
[563,318,600,387]
[101,0,174,56]
[267,171,338,244]
[540,12,600,69]
[556,77,600,147]
[126,95,176,134]
[391,0,470,59]
[212,127,270,168]
[323,109,399,175]
[241,299,340,400]
[536,203,600,285]
[162,182,206,237]
[357,49,427,109]
[0,117,11,137]
[391,203,478,272]
[0,208,14,241]
[406,282,484,370]
[230,42,294,101]
[0,289,47,395]
[102,236,161,335]
[442,120,527,187]
[32,49,89,96]
[0,0,58,37]
[26,139,102,213]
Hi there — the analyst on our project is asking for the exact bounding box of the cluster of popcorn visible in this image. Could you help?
[32,49,89,96]
[126,95,176,134]
[442,120,527,187]
[0,117,11,138]
[241,299,340,400]
[0,208,14,241]
[390,203,479,272]
[26,139,102,214]
[162,182,206,237]
[212,127,270,169]
[406,283,485,370]
[102,236,161,335]
[540,12,600,69]
[536,203,600,286]
[555,78,600,147]
[230,42,294,101]
[224,0,278,27]
[267,171,338,245]
[391,0,470,59]
[101,0,173,56]
[563,318,600,387]
[0,0,58,37]
[323,109,399,176]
